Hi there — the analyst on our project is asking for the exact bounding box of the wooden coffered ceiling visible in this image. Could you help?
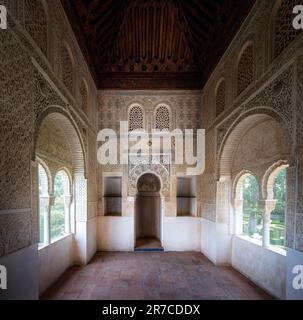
[61,0,256,90]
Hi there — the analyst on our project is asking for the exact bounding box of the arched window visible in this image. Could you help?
[80,79,89,114]
[61,44,74,93]
[128,105,144,131]
[51,170,71,241]
[237,43,254,95]
[24,0,48,56]
[274,0,300,58]
[38,163,49,246]
[155,105,171,131]
[216,79,225,117]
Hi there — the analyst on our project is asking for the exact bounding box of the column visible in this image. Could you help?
[233,198,244,235]
[64,195,73,234]
[45,195,55,245]
[259,199,277,248]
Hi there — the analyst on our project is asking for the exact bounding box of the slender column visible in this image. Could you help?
[259,200,277,248]
[233,198,244,235]
[40,196,49,245]
[45,195,55,245]
[64,195,73,234]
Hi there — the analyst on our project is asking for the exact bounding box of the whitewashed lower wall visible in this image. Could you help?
[286,248,303,300]
[0,244,39,300]
[201,219,217,262]
[97,216,201,252]
[201,218,232,265]
[232,236,286,299]
[163,217,201,251]
[39,235,73,295]
[98,216,135,251]
[87,217,98,262]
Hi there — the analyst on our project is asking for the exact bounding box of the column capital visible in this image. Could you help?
[48,195,55,206]
[64,194,73,205]
[232,198,243,210]
[258,199,277,213]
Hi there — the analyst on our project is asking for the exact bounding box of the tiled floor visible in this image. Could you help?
[42,252,272,300]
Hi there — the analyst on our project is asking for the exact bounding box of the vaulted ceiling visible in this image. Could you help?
[61,0,256,89]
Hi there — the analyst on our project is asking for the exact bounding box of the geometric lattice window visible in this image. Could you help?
[24,0,47,56]
[274,0,300,58]
[237,43,254,95]
[61,44,73,93]
[129,105,144,131]
[216,79,225,117]
[155,105,170,130]
[80,80,88,114]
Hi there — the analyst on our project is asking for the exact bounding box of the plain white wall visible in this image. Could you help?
[0,244,39,300]
[232,236,286,299]
[163,217,201,251]
[39,235,73,295]
[98,216,135,251]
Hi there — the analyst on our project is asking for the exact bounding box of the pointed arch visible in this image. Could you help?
[215,78,226,117]
[79,78,89,114]
[128,103,145,131]
[61,42,74,93]
[154,103,172,131]
[237,41,254,95]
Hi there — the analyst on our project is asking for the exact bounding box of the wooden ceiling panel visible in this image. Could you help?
[61,0,256,89]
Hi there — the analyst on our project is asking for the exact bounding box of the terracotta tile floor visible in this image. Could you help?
[41,252,272,300]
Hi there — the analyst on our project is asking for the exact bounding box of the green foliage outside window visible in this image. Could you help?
[271,168,286,248]
[51,172,66,241]
[242,175,263,240]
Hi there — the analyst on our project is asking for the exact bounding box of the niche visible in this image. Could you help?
[103,176,122,216]
[177,177,196,216]
[135,173,162,248]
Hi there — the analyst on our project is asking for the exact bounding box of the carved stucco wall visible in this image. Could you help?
[295,52,303,252]
[98,90,202,216]
[36,118,73,182]
[232,119,289,175]
[201,0,302,252]
[0,0,98,258]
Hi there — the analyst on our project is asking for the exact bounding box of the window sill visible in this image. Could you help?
[236,234,262,247]
[38,233,73,251]
[235,235,286,256]
[266,245,286,256]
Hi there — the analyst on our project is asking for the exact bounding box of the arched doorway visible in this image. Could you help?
[135,173,163,251]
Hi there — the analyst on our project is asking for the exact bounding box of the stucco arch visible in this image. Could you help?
[136,171,163,196]
[233,169,257,201]
[217,108,290,180]
[129,164,170,199]
[153,102,172,131]
[33,106,87,178]
[127,102,146,130]
[262,160,289,200]
[36,156,52,194]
